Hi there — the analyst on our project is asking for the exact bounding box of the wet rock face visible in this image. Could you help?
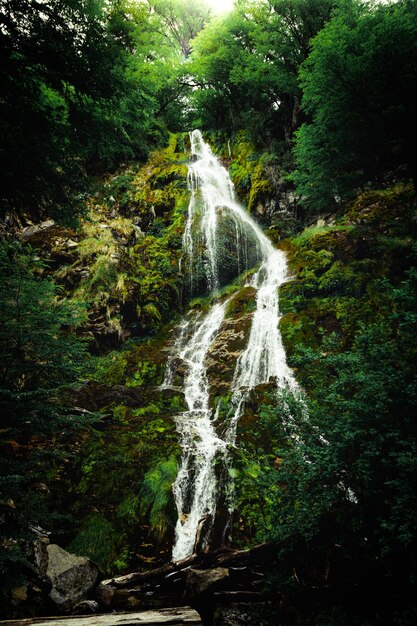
[206,314,252,397]
[205,287,257,398]
[46,544,100,612]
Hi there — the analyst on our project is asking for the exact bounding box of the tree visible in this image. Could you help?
[292,0,417,211]
[112,0,209,133]
[247,0,340,142]
[261,267,417,612]
[0,242,93,590]
[0,0,168,222]
[188,0,339,146]
[149,0,211,58]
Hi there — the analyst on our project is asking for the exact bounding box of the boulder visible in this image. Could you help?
[46,544,99,612]
[72,599,99,614]
[32,538,49,576]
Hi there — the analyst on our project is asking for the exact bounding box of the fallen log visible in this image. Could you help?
[100,555,197,590]
[100,543,276,592]
[0,607,202,626]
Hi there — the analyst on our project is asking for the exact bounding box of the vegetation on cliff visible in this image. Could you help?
[231,185,417,623]
[1,0,417,623]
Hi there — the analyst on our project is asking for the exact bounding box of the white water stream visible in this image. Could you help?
[166,131,299,561]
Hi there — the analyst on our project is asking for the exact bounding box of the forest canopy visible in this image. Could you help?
[0,0,209,222]
[2,0,416,221]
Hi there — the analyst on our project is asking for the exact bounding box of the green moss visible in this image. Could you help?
[112,404,129,424]
[133,133,188,219]
[131,403,161,417]
[126,359,159,388]
[279,183,417,381]
[52,133,189,348]
[290,224,336,247]
[248,161,273,212]
[227,131,273,212]
[88,345,131,385]
[225,285,257,318]
[344,183,415,227]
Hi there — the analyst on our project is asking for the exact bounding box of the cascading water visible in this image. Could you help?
[165,130,299,561]
[183,131,263,297]
[170,302,228,561]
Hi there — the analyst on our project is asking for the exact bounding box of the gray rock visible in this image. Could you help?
[46,544,99,612]
[33,538,49,577]
[96,582,116,608]
[186,567,229,598]
[20,220,55,242]
[72,599,99,614]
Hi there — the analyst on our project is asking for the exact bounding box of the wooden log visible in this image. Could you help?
[100,555,197,589]
[0,607,202,626]
[99,543,276,592]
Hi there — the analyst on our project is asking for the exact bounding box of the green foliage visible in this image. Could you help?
[230,388,305,544]
[140,456,178,542]
[278,186,417,369]
[69,513,120,572]
[0,241,94,590]
[117,494,141,526]
[292,0,417,211]
[116,134,188,332]
[70,381,181,573]
[149,0,211,58]
[1,0,206,221]
[132,234,183,333]
[232,256,417,618]
[189,0,340,146]
[268,267,417,564]
[226,131,276,213]
[89,347,131,387]
[52,135,188,345]
[127,361,159,388]
[233,186,416,621]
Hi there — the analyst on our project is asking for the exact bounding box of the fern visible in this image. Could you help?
[140,456,178,542]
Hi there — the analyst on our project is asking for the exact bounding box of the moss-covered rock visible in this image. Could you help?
[208,130,300,237]
[279,183,417,381]
[19,134,189,353]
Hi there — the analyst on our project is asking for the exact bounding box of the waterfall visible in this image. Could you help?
[165,130,299,561]
[170,302,228,561]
